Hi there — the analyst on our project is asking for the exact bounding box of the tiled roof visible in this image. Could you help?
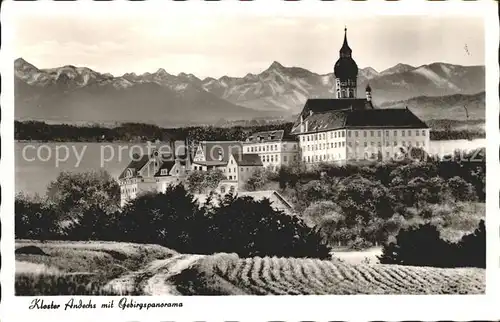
[246,130,287,143]
[199,141,243,162]
[303,98,373,114]
[153,161,175,177]
[291,110,348,135]
[232,153,263,166]
[118,154,150,179]
[345,109,429,128]
[119,140,189,179]
[291,98,428,135]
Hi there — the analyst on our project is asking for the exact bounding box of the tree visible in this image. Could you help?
[447,176,477,201]
[299,180,334,204]
[15,195,60,241]
[277,162,308,189]
[245,168,270,191]
[119,185,201,251]
[186,169,225,194]
[204,169,226,191]
[378,223,454,267]
[65,205,117,241]
[186,170,205,193]
[335,176,395,225]
[457,220,485,268]
[203,195,331,258]
[301,201,344,227]
[46,170,120,218]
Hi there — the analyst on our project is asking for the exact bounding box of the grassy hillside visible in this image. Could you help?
[15,240,177,295]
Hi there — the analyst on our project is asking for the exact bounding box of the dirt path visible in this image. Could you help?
[103,254,205,295]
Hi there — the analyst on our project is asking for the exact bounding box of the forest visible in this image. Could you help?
[15,120,483,142]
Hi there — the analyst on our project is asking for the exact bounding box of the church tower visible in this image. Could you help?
[334,27,358,99]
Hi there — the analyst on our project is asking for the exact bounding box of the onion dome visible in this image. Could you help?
[334,27,358,80]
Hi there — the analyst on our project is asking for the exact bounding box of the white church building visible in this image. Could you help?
[290,28,430,165]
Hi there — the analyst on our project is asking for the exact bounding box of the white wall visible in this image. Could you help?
[298,128,430,164]
[243,141,299,169]
[346,128,430,161]
[298,129,347,164]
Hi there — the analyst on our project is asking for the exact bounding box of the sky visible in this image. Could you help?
[14,14,484,79]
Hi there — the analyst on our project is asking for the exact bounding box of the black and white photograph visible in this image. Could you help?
[1,1,497,316]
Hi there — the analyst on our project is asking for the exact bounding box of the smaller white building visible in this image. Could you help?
[243,130,299,170]
[191,141,243,172]
[225,153,264,188]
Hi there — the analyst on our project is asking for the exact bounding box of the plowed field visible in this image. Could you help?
[173,254,485,295]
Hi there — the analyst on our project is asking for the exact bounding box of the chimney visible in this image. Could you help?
[305,120,309,132]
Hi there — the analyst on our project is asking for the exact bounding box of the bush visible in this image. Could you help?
[301,201,344,227]
[199,194,331,259]
[118,184,200,251]
[186,169,225,193]
[378,220,485,268]
[378,223,454,267]
[447,176,477,201]
[245,167,271,191]
[46,170,120,217]
[335,176,395,225]
[15,195,61,241]
[457,220,485,268]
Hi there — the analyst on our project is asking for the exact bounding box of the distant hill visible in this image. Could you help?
[15,58,484,125]
[14,59,282,127]
[380,91,485,121]
[200,61,484,113]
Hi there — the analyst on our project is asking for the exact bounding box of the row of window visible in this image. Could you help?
[301,129,428,142]
[347,151,407,159]
[227,166,255,174]
[347,141,427,148]
[301,149,411,163]
[246,143,298,153]
[303,154,343,163]
[301,131,346,142]
[254,154,297,163]
[303,141,346,152]
[348,129,427,138]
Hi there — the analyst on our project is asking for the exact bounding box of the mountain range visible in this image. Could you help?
[14,58,485,126]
